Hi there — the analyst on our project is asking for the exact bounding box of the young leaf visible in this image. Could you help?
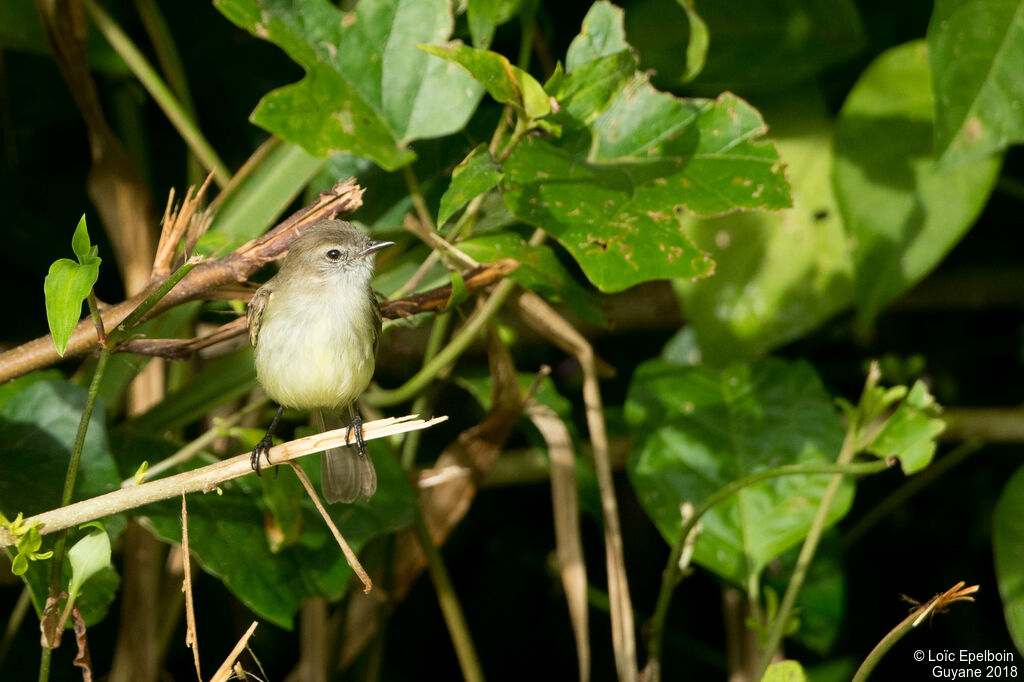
[863,380,945,474]
[437,144,504,227]
[994,465,1024,656]
[44,216,102,361]
[762,660,810,682]
[66,522,111,607]
[928,0,1024,166]
[215,0,484,171]
[418,43,550,120]
[625,358,852,585]
[834,41,1000,328]
[70,215,95,264]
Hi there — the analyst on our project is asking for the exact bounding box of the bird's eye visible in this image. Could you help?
[326,249,342,261]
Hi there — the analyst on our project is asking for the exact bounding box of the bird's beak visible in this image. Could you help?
[358,240,395,258]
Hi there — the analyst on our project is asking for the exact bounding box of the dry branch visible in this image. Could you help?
[0,179,364,383]
[0,414,445,547]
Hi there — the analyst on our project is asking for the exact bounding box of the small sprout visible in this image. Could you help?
[133,461,149,485]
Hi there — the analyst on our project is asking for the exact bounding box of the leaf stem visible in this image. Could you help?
[645,457,892,672]
[107,260,196,347]
[83,0,230,187]
[399,313,452,470]
[755,428,861,677]
[366,278,517,407]
[412,510,485,682]
[39,345,110,680]
[401,164,437,233]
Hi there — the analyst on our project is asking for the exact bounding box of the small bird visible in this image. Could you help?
[246,219,393,503]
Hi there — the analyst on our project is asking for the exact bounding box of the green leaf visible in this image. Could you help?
[0,380,123,626]
[201,140,323,252]
[674,89,854,364]
[762,660,809,682]
[11,553,28,576]
[419,43,550,120]
[834,40,1001,328]
[565,0,631,72]
[438,144,504,227]
[446,268,468,309]
[44,258,100,357]
[140,439,416,628]
[864,380,945,474]
[70,215,95,264]
[467,0,521,49]
[505,77,790,291]
[994,464,1024,656]
[626,0,864,91]
[215,0,484,171]
[625,358,852,584]
[928,0,1024,165]
[459,232,605,325]
[679,0,709,84]
[66,522,111,606]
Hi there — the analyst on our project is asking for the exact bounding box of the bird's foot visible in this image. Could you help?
[345,414,368,457]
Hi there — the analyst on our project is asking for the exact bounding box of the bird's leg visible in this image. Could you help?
[344,404,367,457]
[252,405,285,475]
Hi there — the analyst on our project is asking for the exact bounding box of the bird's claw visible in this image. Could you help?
[345,414,368,457]
[251,434,274,476]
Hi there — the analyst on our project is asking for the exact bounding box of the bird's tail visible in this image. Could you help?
[314,408,377,503]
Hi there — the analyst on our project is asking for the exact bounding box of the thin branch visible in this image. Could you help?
[0,415,447,546]
[181,493,201,681]
[208,621,259,682]
[0,179,364,383]
[287,462,372,593]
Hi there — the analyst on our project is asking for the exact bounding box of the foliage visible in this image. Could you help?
[1,0,1022,680]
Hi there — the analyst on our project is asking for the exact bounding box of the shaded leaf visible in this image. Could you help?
[459,232,605,325]
[674,90,853,364]
[467,0,521,49]
[928,0,1024,165]
[626,0,864,91]
[438,144,504,227]
[140,438,416,628]
[834,41,1001,327]
[994,464,1024,656]
[215,0,484,171]
[625,358,852,584]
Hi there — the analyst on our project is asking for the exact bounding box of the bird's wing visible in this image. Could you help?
[247,285,273,347]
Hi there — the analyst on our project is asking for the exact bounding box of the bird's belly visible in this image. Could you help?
[253,297,376,410]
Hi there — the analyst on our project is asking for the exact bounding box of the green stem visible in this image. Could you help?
[645,457,891,671]
[851,608,923,682]
[108,260,196,346]
[0,586,30,669]
[40,346,110,680]
[412,510,485,682]
[400,313,452,470]
[401,164,437,233]
[755,430,861,677]
[84,0,230,187]
[366,278,517,407]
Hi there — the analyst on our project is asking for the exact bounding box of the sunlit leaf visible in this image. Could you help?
[215,0,484,171]
[67,522,111,606]
[44,259,100,357]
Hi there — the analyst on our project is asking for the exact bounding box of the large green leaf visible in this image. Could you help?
[625,358,852,584]
[834,41,1001,327]
[459,232,605,325]
[140,438,416,628]
[928,0,1024,165]
[625,0,864,91]
[674,90,854,364]
[994,463,1024,655]
[501,3,790,293]
[0,381,123,625]
[215,0,484,171]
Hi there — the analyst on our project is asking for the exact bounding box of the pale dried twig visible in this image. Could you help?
[208,621,258,682]
[0,415,447,546]
[287,462,373,593]
[181,493,201,681]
